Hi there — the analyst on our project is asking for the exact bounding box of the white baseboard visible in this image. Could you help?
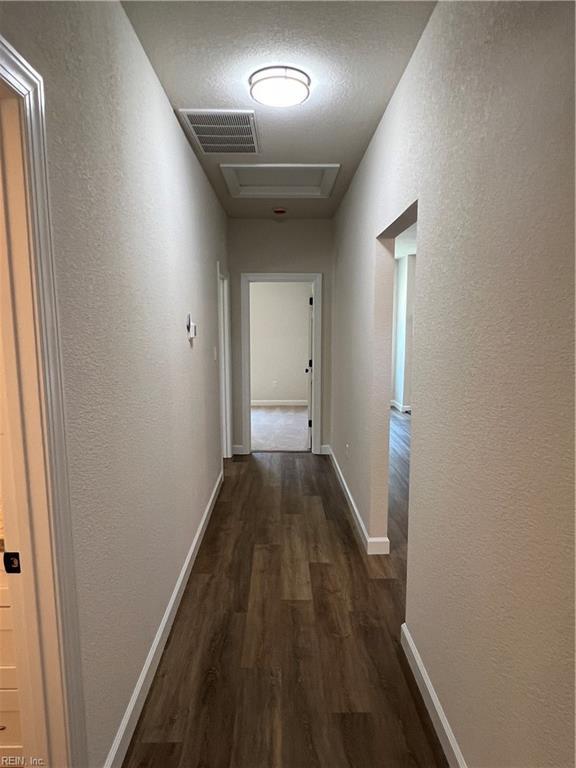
[103,469,223,768]
[401,624,467,768]
[251,399,308,407]
[325,446,390,555]
[391,399,411,413]
[320,444,331,455]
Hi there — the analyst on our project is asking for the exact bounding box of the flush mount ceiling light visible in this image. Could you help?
[249,66,310,107]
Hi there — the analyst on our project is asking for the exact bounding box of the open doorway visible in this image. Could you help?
[391,223,416,415]
[250,281,313,451]
[217,262,232,459]
[240,272,322,454]
[388,220,417,582]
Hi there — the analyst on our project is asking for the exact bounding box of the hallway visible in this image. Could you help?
[0,4,572,766]
[123,412,444,768]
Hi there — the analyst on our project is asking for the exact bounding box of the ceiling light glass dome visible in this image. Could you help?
[249,66,311,107]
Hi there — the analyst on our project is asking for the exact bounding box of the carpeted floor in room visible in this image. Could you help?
[251,406,310,451]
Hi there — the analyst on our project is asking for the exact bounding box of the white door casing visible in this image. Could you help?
[240,272,323,455]
[0,34,87,767]
[217,262,232,459]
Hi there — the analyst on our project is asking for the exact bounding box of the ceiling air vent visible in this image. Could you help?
[177,109,259,154]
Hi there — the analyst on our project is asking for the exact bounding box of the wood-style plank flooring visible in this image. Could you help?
[123,409,447,768]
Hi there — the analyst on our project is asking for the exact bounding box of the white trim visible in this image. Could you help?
[232,444,248,455]
[325,446,390,555]
[241,272,322,455]
[320,444,331,455]
[401,624,468,768]
[391,399,412,413]
[217,262,232,459]
[0,35,86,766]
[251,399,308,407]
[104,470,223,768]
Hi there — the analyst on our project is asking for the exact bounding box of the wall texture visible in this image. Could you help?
[228,219,333,448]
[0,3,227,765]
[250,281,311,403]
[332,2,574,765]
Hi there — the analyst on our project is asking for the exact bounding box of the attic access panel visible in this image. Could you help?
[220,163,340,198]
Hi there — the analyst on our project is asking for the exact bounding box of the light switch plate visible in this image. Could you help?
[186,313,197,341]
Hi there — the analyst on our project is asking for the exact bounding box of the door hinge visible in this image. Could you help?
[308,359,313,368]
[308,419,312,428]
[309,296,313,306]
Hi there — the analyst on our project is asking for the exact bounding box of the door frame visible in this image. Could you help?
[217,262,232,459]
[0,35,87,766]
[240,272,322,454]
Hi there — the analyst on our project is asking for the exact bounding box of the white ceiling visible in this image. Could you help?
[123,1,435,219]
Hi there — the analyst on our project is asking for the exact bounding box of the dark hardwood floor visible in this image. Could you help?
[123,409,447,768]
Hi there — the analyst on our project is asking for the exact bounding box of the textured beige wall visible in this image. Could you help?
[250,282,311,403]
[0,3,227,765]
[332,2,574,765]
[228,219,333,447]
